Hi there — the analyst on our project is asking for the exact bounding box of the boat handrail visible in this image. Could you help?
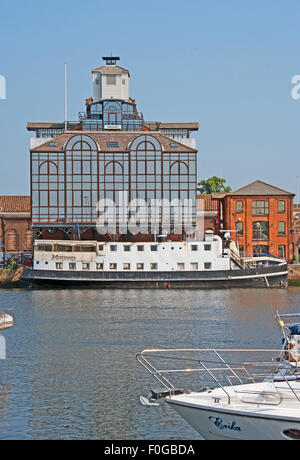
[137,348,300,406]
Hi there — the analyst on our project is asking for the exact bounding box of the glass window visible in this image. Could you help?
[150,263,158,270]
[69,263,76,270]
[236,201,243,213]
[151,245,158,252]
[278,222,286,235]
[177,263,185,270]
[191,245,198,251]
[123,263,131,270]
[110,245,117,252]
[252,201,269,216]
[278,245,286,259]
[191,263,198,270]
[253,222,269,240]
[137,245,144,252]
[96,263,104,270]
[82,263,90,270]
[124,246,131,252]
[107,75,116,85]
[137,263,144,270]
[278,201,286,213]
[56,263,63,270]
[109,263,117,270]
[204,244,212,251]
[204,262,212,270]
[236,222,244,236]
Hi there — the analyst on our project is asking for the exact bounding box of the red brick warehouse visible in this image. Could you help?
[219,181,295,262]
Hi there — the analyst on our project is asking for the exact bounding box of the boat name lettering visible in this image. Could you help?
[209,417,241,432]
[52,254,76,262]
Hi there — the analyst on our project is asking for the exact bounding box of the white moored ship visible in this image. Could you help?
[22,231,288,288]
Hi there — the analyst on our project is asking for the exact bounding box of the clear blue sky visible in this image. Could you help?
[0,0,299,195]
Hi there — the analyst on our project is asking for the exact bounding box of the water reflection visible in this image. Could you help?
[0,288,298,439]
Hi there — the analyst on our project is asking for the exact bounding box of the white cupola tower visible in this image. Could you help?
[92,56,130,102]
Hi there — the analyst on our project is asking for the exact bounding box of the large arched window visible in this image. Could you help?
[65,135,98,223]
[130,135,162,203]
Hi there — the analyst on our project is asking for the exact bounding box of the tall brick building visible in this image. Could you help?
[219,181,294,262]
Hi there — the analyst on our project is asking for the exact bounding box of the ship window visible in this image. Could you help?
[110,245,117,252]
[37,245,52,252]
[56,263,63,270]
[123,263,131,270]
[137,263,144,270]
[57,245,73,252]
[82,263,90,270]
[69,263,76,270]
[96,263,104,270]
[191,245,198,251]
[282,429,300,440]
[124,246,131,252]
[191,263,198,270]
[150,263,158,270]
[204,244,211,251]
[151,245,158,252]
[98,245,104,251]
[204,262,212,270]
[177,263,185,271]
[137,245,144,252]
[109,263,117,270]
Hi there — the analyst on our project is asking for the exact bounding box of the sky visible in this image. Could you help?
[0,0,300,196]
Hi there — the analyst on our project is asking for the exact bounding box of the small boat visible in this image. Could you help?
[137,314,300,440]
[0,312,14,330]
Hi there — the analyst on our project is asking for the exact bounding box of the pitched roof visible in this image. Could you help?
[92,65,130,76]
[30,131,197,153]
[0,196,31,213]
[230,180,294,196]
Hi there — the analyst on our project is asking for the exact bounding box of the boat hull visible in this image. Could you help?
[167,400,300,440]
[22,264,288,289]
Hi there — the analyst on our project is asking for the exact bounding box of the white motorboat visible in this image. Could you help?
[137,346,300,440]
[0,312,14,330]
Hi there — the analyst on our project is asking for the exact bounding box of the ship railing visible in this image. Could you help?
[137,348,300,406]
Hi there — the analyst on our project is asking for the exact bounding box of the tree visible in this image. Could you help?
[197,176,232,195]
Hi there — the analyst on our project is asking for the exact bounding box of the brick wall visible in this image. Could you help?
[223,195,294,262]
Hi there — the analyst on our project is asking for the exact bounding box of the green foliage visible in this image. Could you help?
[197,176,232,195]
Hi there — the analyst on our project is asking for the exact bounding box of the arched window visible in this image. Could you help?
[170,161,189,175]
[7,229,17,251]
[105,161,124,175]
[39,161,58,175]
[25,230,33,250]
[130,135,162,203]
[65,135,98,223]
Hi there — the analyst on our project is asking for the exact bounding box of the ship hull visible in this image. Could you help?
[22,263,288,289]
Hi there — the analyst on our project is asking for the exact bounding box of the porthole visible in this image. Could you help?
[282,429,300,440]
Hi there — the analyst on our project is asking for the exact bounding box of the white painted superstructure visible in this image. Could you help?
[33,234,232,273]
